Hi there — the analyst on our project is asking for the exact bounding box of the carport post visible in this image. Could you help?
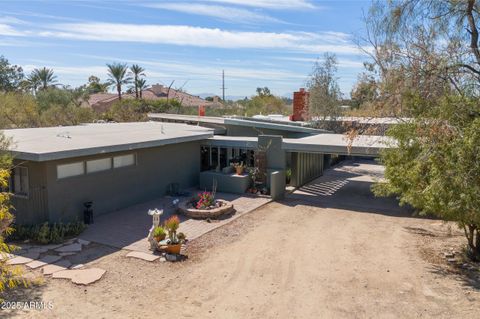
[258,135,286,200]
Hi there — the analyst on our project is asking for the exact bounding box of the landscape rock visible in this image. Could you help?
[52,268,106,285]
[126,251,159,262]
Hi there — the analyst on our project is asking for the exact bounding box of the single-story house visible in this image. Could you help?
[2,118,390,225]
[85,84,221,113]
[3,122,213,224]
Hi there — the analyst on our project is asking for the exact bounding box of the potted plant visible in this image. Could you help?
[153,226,166,242]
[162,215,186,254]
[232,161,245,175]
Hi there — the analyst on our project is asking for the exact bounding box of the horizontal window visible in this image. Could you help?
[113,154,135,168]
[86,158,112,174]
[57,162,84,179]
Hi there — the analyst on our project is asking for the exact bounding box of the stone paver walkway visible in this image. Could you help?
[5,238,107,286]
[79,191,271,253]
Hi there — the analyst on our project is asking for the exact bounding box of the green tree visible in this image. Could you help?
[129,64,145,99]
[307,53,342,122]
[365,0,480,259]
[106,63,131,100]
[0,56,24,92]
[29,67,57,91]
[137,78,148,99]
[85,75,108,94]
[0,133,26,294]
[0,93,40,128]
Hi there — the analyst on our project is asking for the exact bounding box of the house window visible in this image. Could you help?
[57,162,85,179]
[10,166,29,197]
[86,158,112,174]
[113,154,135,168]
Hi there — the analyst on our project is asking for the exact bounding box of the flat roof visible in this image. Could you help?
[148,113,226,125]
[204,134,392,156]
[148,113,329,134]
[283,134,392,156]
[3,122,214,162]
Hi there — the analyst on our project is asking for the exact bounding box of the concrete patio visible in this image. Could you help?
[79,191,271,253]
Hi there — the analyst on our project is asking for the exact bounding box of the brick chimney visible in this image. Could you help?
[292,88,309,121]
[212,96,219,103]
[150,84,164,96]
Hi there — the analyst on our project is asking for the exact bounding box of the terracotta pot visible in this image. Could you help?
[154,234,166,242]
[235,166,244,175]
[165,243,182,254]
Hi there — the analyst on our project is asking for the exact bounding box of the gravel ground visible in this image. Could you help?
[2,161,479,318]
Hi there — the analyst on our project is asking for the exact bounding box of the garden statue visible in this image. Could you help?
[147,208,163,250]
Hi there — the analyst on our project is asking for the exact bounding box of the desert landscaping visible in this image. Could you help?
[2,161,479,318]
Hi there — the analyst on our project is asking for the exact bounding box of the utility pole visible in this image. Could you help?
[221,70,226,102]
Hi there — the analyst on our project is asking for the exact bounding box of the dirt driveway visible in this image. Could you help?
[4,160,480,318]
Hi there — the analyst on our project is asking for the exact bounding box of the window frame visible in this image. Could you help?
[113,153,136,169]
[57,161,86,180]
[9,166,29,199]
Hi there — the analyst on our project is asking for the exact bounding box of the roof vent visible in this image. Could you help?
[56,132,72,139]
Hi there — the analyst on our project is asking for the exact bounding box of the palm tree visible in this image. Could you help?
[29,67,57,91]
[129,64,145,99]
[136,78,148,98]
[26,72,41,94]
[106,63,131,100]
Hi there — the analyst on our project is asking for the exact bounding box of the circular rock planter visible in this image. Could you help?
[178,199,234,219]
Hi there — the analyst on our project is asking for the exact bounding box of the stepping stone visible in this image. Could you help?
[26,255,62,269]
[42,244,64,250]
[0,253,14,261]
[7,256,34,265]
[126,251,159,262]
[59,252,76,257]
[28,246,50,254]
[55,243,82,253]
[70,264,85,269]
[64,238,77,245]
[42,260,72,275]
[52,268,106,285]
[18,251,40,260]
[77,239,90,246]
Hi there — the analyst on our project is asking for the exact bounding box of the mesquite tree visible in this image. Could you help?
[365,0,480,259]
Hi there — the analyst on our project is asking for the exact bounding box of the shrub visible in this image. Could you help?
[8,221,86,244]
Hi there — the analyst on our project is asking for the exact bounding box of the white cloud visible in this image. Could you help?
[36,22,361,54]
[0,23,25,36]
[272,56,365,68]
[0,16,26,25]
[145,3,283,24]
[204,0,316,9]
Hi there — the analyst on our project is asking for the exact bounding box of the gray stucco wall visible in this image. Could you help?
[13,141,201,224]
[10,160,49,225]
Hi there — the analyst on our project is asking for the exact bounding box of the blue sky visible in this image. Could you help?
[0,0,372,98]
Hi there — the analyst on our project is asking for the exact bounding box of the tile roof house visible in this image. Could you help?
[86,84,220,113]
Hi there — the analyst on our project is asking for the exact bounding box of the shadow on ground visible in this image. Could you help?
[1,281,47,318]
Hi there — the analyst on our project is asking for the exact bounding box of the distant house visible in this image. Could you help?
[85,84,220,113]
